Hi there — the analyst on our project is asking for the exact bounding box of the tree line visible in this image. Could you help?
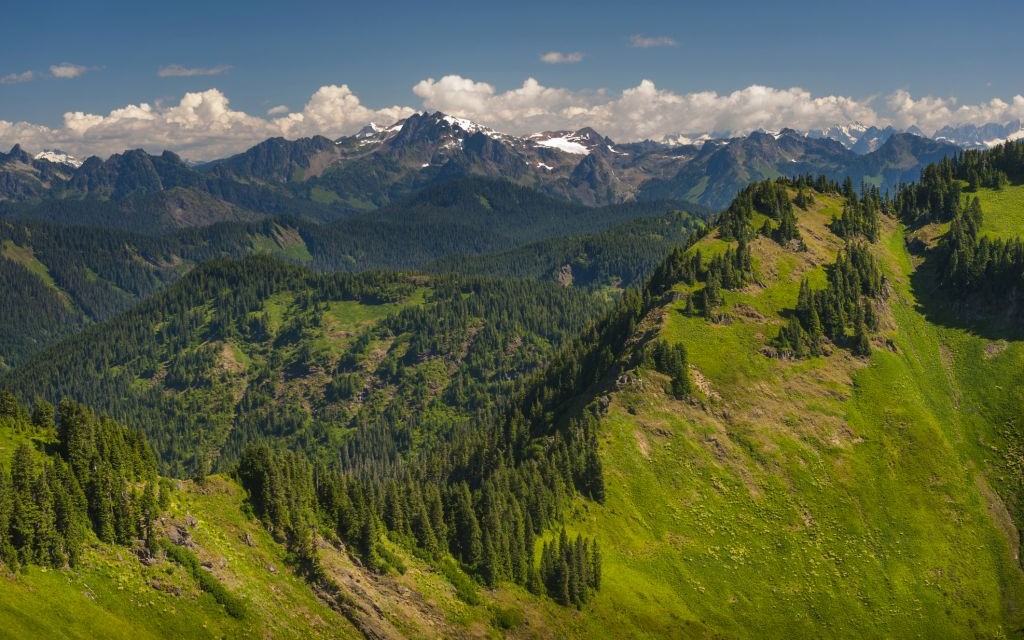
[0,393,160,571]
[893,140,1024,303]
[895,141,1024,225]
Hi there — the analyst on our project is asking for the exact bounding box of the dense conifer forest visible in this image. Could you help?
[0,395,160,570]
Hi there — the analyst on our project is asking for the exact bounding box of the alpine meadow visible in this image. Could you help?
[2,1,1024,638]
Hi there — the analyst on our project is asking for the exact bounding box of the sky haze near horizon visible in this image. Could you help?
[2,0,1022,159]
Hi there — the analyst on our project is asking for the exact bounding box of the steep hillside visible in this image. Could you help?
[207,135,343,184]
[426,211,704,289]
[516,180,1024,637]
[0,480,366,640]
[0,403,560,639]
[308,178,689,271]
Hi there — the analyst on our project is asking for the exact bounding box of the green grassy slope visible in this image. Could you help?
[0,476,362,640]
[971,183,1024,239]
[524,193,1024,638]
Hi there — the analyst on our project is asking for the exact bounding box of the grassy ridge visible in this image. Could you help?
[530,193,1024,638]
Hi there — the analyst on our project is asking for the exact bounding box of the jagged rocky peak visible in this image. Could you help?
[3,144,32,164]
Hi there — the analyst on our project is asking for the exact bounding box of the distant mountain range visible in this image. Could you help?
[1,111,995,221]
[806,123,905,153]
[932,119,1024,149]
[806,119,1024,151]
[670,119,1024,152]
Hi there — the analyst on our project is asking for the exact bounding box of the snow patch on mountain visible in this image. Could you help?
[351,121,405,146]
[435,114,507,141]
[528,130,607,155]
[534,135,589,155]
[33,149,82,168]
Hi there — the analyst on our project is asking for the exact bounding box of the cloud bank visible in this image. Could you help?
[2,75,1023,161]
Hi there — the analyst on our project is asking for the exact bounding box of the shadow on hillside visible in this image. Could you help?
[908,247,1024,342]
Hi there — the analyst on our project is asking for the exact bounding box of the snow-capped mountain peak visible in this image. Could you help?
[806,123,903,153]
[355,122,387,137]
[33,149,83,168]
[933,119,1024,149]
[430,113,510,142]
[437,114,483,132]
[349,120,405,146]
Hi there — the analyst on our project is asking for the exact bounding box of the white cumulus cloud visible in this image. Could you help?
[0,85,413,160]
[411,75,1024,141]
[50,63,89,79]
[885,90,1024,132]
[266,105,290,116]
[412,75,877,141]
[540,51,584,64]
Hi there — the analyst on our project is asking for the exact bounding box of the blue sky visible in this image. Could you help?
[2,0,1022,159]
